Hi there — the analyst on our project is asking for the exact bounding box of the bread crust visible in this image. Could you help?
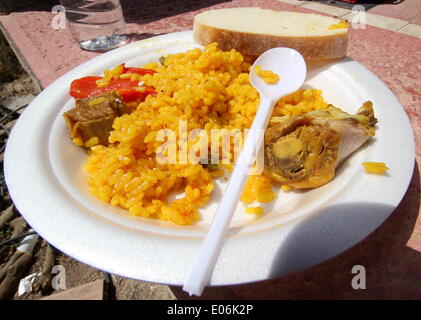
[193,21,348,60]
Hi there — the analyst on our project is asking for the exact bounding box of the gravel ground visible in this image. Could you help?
[0,28,177,300]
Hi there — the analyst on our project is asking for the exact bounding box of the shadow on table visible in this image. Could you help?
[0,0,230,19]
[309,0,405,3]
[306,0,405,12]
[125,32,168,42]
[120,0,231,24]
[0,0,406,15]
[0,0,59,14]
[170,161,420,299]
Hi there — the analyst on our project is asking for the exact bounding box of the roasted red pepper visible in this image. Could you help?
[116,85,156,102]
[123,66,156,76]
[69,76,103,99]
[69,65,156,102]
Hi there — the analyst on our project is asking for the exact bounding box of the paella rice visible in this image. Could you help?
[254,65,280,84]
[85,43,328,225]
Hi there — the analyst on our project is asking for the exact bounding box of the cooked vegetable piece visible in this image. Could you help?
[69,64,156,103]
[122,66,156,75]
[69,76,155,102]
[69,76,102,99]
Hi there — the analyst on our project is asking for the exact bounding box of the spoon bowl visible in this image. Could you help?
[249,47,307,101]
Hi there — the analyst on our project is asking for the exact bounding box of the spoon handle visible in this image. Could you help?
[183,96,275,296]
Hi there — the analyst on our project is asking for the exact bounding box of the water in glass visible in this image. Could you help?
[61,0,128,51]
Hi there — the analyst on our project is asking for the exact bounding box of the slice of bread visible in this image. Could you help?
[193,7,349,60]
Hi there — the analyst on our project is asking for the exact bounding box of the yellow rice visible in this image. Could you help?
[85,43,328,225]
[245,206,265,215]
[254,65,280,84]
[363,162,389,174]
[328,21,349,30]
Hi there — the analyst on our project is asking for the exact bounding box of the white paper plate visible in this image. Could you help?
[4,31,415,286]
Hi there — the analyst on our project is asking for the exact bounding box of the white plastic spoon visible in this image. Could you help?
[183,47,307,296]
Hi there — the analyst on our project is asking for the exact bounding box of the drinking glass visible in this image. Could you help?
[60,0,129,52]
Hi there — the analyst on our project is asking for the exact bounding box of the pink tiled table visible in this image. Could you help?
[1,0,420,299]
[369,0,420,23]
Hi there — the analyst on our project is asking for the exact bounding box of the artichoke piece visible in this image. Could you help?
[264,101,377,189]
